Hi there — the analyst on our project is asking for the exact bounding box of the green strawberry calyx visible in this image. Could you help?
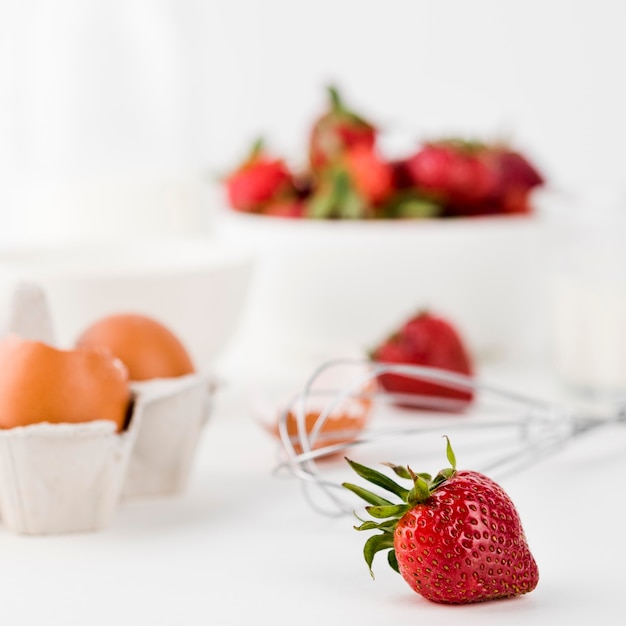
[342,436,457,578]
[326,84,373,129]
[246,137,266,163]
[327,85,344,112]
[307,166,370,219]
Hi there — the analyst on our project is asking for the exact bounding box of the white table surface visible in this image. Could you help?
[0,355,624,626]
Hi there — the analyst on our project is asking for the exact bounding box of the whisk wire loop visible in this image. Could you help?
[273,359,624,516]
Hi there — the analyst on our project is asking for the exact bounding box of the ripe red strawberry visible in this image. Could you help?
[489,148,545,215]
[343,145,395,206]
[404,140,545,217]
[309,85,376,171]
[225,139,294,213]
[493,148,544,192]
[343,438,539,604]
[404,142,456,193]
[405,140,497,215]
[389,158,415,191]
[370,311,474,409]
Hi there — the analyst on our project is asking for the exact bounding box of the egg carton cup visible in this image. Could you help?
[122,373,214,499]
[0,373,214,535]
[0,282,56,344]
[0,417,138,535]
[0,283,215,533]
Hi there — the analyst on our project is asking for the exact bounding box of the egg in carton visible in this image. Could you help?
[74,312,215,500]
[0,283,214,534]
[0,283,138,534]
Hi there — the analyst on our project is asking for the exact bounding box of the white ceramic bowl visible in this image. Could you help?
[215,209,550,374]
[0,237,253,372]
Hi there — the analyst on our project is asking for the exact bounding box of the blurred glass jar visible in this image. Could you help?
[541,188,626,398]
[2,0,210,245]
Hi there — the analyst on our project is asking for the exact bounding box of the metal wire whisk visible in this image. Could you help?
[273,358,626,517]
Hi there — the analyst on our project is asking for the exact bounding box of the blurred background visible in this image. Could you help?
[1,0,626,244]
[1,0,625,394]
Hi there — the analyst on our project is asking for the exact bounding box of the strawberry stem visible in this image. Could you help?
[247,137,265,162]
[407,475,431,505]
[327,85,343,111]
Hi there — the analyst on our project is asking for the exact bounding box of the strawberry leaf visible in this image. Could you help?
[342,482,394,507]
[363,533,395,578]
[354,519,395,533]
[396,198,441,218]
[387,549,400,573]
[383,462,413,481]
[341,186,367,219]
[431,467,456,490]
[249,137,265,160]
[375,518,400,531]
[308,185,337,218]
[444,435,457,469]
[366,504,409,519]
[345,458,410,500]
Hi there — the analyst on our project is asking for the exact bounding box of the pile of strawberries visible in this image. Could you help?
[224,86,545,219]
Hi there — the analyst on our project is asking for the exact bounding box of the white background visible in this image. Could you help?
[1,4,626,625]
[1,0,626,243]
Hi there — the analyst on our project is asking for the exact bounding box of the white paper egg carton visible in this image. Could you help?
[0,283,213,535]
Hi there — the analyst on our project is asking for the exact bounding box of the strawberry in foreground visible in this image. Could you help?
[370,311,474,410]
[343,438,539,604]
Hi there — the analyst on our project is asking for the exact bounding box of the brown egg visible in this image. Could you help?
[76,313,195,381]
[270,377,377,456]
[272,401,371,455]
[0,334,131,431]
